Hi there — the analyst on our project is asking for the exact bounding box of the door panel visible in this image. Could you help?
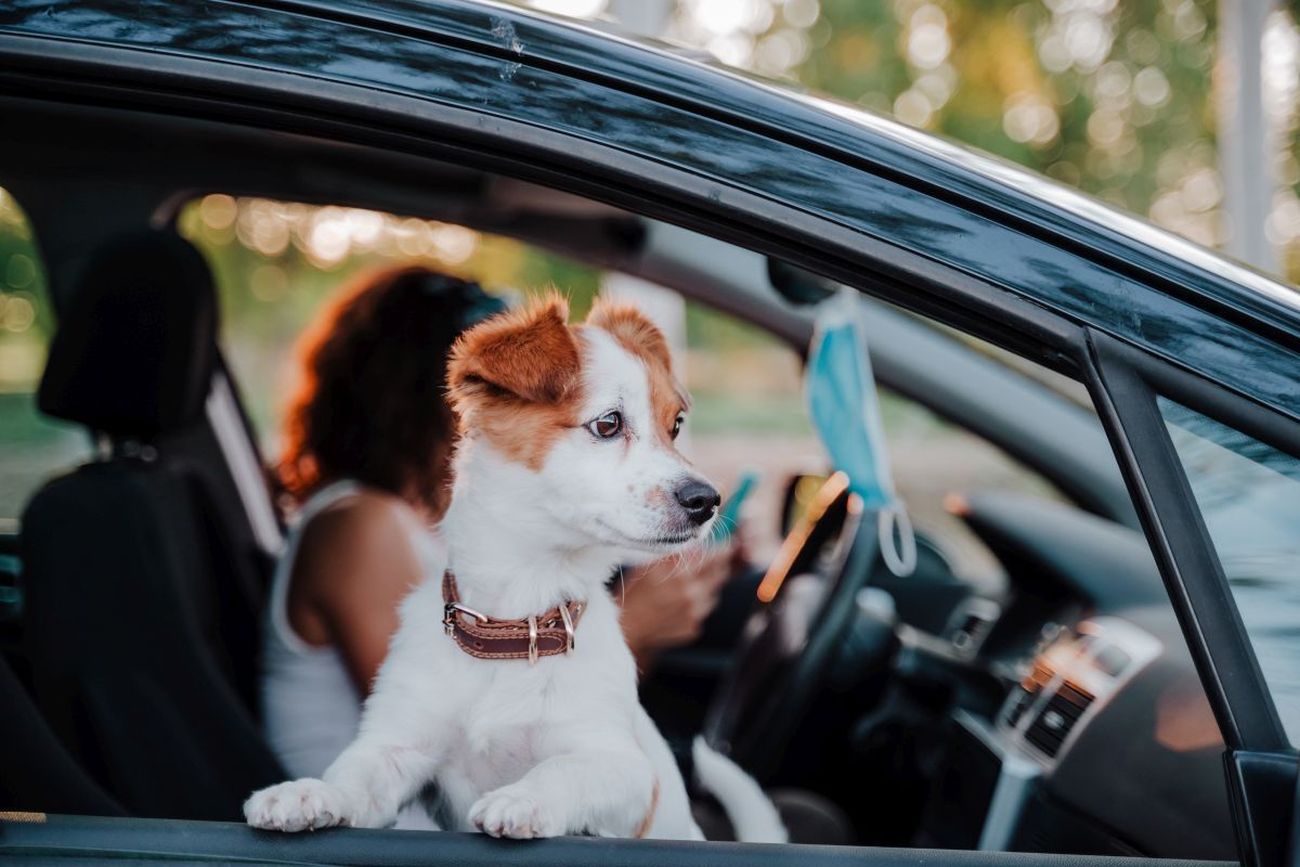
[0,815,1238,867]
[1224,751,1297,867]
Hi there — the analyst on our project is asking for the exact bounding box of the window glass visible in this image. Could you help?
[182,193,1066,588]
[178,195,601,452]
[1159,396,1300,743]
[610,292,1064,587]
[880,387,1066,591]
[0,188,89,523]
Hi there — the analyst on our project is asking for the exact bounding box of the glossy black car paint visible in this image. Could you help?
[0,0,1298,423]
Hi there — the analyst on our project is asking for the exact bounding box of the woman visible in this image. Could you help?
[263,266,499,795]
[262,266,740,814]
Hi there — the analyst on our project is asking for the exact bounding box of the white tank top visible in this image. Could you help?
[260,479,444,830]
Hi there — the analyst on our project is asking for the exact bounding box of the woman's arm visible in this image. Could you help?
[287,494,426,694]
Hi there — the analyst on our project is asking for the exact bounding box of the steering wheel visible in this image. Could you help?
[703,472,887,777]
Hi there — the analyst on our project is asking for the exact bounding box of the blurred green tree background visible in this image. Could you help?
[658,0,1299,277]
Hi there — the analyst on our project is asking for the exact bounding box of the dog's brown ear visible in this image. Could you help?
[448,293,580,409]
[585,299,674,374]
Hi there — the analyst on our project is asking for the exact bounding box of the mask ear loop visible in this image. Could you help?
[879,503,916,578]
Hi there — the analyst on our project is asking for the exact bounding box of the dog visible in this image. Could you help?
[244,295,785,842]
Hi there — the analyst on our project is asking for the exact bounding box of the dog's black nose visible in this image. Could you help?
[675,479,721,526]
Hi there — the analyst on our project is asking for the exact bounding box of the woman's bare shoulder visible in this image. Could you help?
[295,489,424,591]
[290,486,429,685]
[309,488,413,540]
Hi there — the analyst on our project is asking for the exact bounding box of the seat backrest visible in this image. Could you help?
[20,230,284,820]
[0,653,124,817]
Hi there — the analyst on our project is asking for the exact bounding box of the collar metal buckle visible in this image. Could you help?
[444,601,488,636]
[559,604,576,653]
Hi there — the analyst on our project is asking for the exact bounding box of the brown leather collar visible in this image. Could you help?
[442,571,585,664]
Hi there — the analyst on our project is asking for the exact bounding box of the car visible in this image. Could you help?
[0,1,1296,866]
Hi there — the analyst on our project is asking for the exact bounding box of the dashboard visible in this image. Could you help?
[944,618,1162,848]
[903,493,1237,860]
[996,618,1161,765]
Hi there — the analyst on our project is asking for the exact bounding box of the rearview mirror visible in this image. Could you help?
[767,259,837,306]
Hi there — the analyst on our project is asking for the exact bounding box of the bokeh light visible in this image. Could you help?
[525,0,608,18]
[195,194,486,276]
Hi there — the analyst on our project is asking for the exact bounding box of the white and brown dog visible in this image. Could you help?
[244,296,785,842]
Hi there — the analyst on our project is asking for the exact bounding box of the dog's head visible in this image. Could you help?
[447,294,718,557]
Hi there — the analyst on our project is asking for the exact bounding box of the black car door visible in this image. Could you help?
[0,2,1289,864]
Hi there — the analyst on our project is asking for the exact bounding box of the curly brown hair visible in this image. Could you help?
[277,266,484,516]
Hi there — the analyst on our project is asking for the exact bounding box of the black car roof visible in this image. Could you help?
[1,0,1298,418]
[261,0,1299,330]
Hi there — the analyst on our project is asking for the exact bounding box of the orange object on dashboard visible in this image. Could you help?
[756,471,851,604]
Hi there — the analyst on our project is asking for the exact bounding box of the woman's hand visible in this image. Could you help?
[618,540,747,672]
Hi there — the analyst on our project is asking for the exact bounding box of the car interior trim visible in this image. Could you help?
[205,373,283,557]
[996,617,1162,766]
[953,709,1042,852]
[0,812,1240,867]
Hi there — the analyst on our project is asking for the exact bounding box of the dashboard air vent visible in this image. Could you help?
[1005,660,1053,726]
[1025,681,1094,758]
[947,598,1001,655]
[951,614,990,653]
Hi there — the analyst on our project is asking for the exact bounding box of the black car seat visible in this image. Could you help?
[19,230,284,820]
[0,654,125,817]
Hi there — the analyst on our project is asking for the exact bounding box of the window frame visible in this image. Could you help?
[1087,330,1293,750]
[0,186,93,524]
[1086,330,1297,867]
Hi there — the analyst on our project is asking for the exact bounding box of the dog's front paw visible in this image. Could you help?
[244,778,353,832]
[469,785,563,839]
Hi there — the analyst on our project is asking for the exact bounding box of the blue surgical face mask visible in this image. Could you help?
[806,287,916,577]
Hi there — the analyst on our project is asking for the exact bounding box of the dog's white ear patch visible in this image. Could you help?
[586,300,688,446]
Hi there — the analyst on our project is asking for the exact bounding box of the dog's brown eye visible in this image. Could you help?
[671,414,684,440]
[588,411,623,439]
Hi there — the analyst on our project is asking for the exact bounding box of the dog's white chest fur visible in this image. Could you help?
[367,580,660,836]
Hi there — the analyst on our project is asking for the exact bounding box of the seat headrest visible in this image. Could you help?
[39,231,218,439]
